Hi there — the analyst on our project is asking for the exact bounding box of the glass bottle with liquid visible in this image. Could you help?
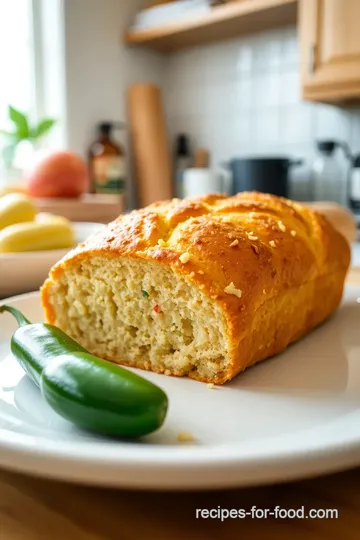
[89,122,126,195]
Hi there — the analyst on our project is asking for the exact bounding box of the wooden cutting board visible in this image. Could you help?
[304,201,357,244]
[34,194,125,224]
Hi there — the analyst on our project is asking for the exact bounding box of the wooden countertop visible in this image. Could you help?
[1,267,359,539]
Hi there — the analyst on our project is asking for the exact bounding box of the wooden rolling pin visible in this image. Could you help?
[127,83,173,207]
[304,201,357,244]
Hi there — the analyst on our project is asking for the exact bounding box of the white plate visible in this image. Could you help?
[0,222,105,297]
[0,288,360,490]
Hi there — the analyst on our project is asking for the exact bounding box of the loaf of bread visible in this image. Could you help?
[41,192,350,384]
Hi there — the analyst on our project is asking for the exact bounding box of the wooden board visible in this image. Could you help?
[124,0,298,52]
[127,84,173,206]
[34,194,125,224]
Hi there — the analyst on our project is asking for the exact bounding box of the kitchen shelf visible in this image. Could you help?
[124,0,298,52]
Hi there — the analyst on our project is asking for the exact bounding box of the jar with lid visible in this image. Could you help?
[311,140,347,205]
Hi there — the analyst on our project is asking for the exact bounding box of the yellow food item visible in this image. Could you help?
[0,193,36,231]
[36,212,71,226]
[0,221,75,253]
[41,192,350,385]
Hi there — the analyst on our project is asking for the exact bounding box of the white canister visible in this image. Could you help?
[183,168,232,198]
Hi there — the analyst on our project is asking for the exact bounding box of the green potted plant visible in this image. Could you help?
[0,105,56,181]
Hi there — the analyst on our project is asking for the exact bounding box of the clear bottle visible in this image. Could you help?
[312,141,347,205]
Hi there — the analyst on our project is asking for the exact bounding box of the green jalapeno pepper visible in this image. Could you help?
[0,305,168,438]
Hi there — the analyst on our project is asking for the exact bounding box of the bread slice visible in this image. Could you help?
[41,192,350,384]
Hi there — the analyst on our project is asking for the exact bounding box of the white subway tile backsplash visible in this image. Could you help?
[279,71,300,105]
[168,48,206,86]
[164,25,360,191]
[235,42,253,73]
[205,82,234,117]
[218,120,239,160]
[252,29,282,73]
[281,26,299,69]
[253,109,280,146]
[204,41,238,84]
[236,113,252,144]
[253,73,280,108]
[164,89,177,118]
[279,104,314,145]
[235,78,253,111]
[181,85,206,116]
[201,117,229,165]
[314,104,351,142]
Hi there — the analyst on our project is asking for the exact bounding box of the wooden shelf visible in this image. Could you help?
[124,0,298,52]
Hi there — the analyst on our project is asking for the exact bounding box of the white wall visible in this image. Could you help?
[164,26,360,201]
[62,0,167,207]
[63,0,166,156]
[60,7,360,205]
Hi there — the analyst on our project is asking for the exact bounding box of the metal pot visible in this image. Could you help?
[224,157,303,198]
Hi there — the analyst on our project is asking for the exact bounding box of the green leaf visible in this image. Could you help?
[8,105,29,140]
[31,118,56,140]
[141,289,149,298]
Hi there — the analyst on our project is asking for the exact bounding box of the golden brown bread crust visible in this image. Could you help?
[41,192,351,383]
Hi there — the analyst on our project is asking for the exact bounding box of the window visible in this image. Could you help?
[0,0,35,129]
[0,0,67,183]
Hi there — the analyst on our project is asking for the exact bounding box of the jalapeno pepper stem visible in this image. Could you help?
[0,305,31,327]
